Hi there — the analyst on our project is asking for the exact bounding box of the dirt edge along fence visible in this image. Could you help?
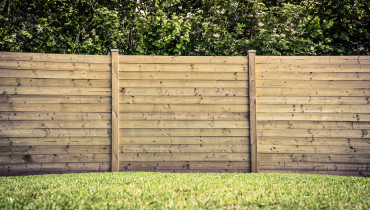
[0,51,369,176]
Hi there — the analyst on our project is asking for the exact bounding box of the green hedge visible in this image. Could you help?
[1,0,369,55]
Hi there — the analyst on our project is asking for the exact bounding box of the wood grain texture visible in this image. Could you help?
[257,121,370,130]
[111,49,119,172]
[257,96,370,105]
[119,136,249,145]
[120,104,248,113]
[257,88,370,96]
[0,112,111,121]
[121,144,250,153]
[119,55,248,64]
[0,129,111,138]
[0,60,110,71]
[120,112,248,121]
[121,87,248,96]
[120,120,249,128]
[0,104,111,112]
[0,69,110,79]
[0,121,111,129]
[120,161,250,170]
[120,152,250,161]
[0,145,110,155]
[0,78,111,87]
[120,80,248,88]
[257,104,370,113]
[0,137,111,146]
[1,86,111,96]
[258,129,370,138]
[0,154,110,164]
[258,137,370,146]
[257,64,370,72]
[259,145,370,154]
[120,128,249,137]
[257,80,370,89]
[248,50,258,173]
[120,96,248,105]
[0,52,110,63]
[258,153,370,163]
[256,56,370,64]
[258,112,370,121]
[119,72,248,80]
[257,72,370,80]
[120,64,247,72]
[0,95,111,104]
[1,163,110,173]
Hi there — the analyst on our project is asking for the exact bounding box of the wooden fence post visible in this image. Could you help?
[111,49,119,172]
[248,50,258,173]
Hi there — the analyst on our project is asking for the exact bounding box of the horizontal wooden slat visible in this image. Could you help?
[121,144,249,153]
[0,52,110,63]
[0,69,110,79]
[257,80,370,89]
[120,136,249,145]
[119,72,248,80]
[0,95,111,104]
[120,128,249,137]
[0,145,110,155]
[257,88,370,96]
[0,112,111,121]
[257,104,370,113]
[257,72,370,80]
[257,96,370,105]
[259,162,370,172]
[119,55,248,64]
[258,113,370,121]
[257,64,370,72]
[121,88,248,96]
[120,161,250,170]
[120,96,248,105]
[0,154,110,164]
[120,112,248,121]
[0,129,110,137]
[257,121,370,130]
[120,152,250,161]
[0,61,110,71]
[120,80,248,88]
[1,86,111,96]
[0,121,111,129]
[0,104,111,112]
[258,137,370,147]
[259,145,370,154]
[120,104,248,113]
[258,129,370,138]
[120,120,248,128]
[256,56,370,64]
[0,78,111,87]
[120,64,247,72]
[258,153,370,163]
[1,163,110,173]
[0,137,111,146]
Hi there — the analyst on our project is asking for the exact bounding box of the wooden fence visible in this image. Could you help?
[0,51,369,176]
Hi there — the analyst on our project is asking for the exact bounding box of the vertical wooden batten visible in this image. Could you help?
[111,49,120,172]
[248,50,258,173]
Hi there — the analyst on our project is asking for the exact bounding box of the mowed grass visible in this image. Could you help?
[0,172,369,209]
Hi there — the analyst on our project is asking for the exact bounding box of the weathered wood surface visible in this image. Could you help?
[0,104,111,112]
[120,80,248,88]
[0,51,111,63]
[0,137,111,146]
[257,72,370,80]
[120,161,249,170]
[257,88,370,96]
[257,80,370,89]
[0,154,110,164]
[120,96,248,105]
[119,55,248,64]
[0,60,110,71]
[0,121,111,129]
[119,72,248,80]
[0,163,110,173]
[258,129,369,138]
[120,152,250,161]
[0,112,111,121]
[258,113,370,121]
[120,136,249,145]
[119,104,248,113]
[120,64,247,72]
[0,145,110,155]
[257,121,370,130]
[258,153,370,163]
[257,64,370,72]
[121,144,250,153]
[0,129,111,137]
[120,121,249,128]
[120,112,248,121]
[257,96,370,105]
[0,78,111,87]
[249,50,258,173]
[0,69,110,79]
[256,56,370,64]
[258,137,370,146]
[1,86,111,96]
[111,49,119,172]
[0,95,111,104]
[259,145,370,154]
[120,87,248,96]
[120,128,249,137]
[257,104,370,113]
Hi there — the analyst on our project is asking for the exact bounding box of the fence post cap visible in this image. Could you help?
[111,49,119,52]
[248,50,256,53]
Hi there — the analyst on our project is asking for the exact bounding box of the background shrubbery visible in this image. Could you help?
[1,0,369,55]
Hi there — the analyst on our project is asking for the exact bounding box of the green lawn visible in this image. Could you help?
[0,172,369,209]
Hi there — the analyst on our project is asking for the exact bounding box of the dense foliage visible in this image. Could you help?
[1,173,370,209]
[1,0,369,55]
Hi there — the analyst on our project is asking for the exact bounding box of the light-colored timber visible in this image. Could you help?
[257,96,370,105]
[2,163,111,172]
[257,64,370,72]
[258,129,370,138]
[111,49,120,172]
[0,137,111,146]
[119,136,249,145]
[0,145,110,155]
[119,104,248,113]
[257,80,370,89]
[257,72,370,80]
[120,152,250,161]
[0,154,110,164]
[257,104,370,113]
[0,78,111,87]
[120,128,249,137]
[0,112,111,121]
[257,88,370,96]
[119,161,250,170]
[120,112,248,121]
[120,64,247,72]
[257,121,370,130]
[258,137,370,147]
[258,145,370,154]
[0,95,111,104]
[0,60,110,71]
[120,80,248,88]
[119,55,248,64]
[256,56,370,64]
[0,69,110,79]
[257,113,370,121]
[1,86,111,96]
[248,50,258,173]
[120,96,248,105]
[120,120,249,128]
[0,121,111,129]
[0,128,111,138]
[258,153,370,163]
[0,103,111,112]
[121,144,250,153]
[119,72,248,80]
[120,87,248,96]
